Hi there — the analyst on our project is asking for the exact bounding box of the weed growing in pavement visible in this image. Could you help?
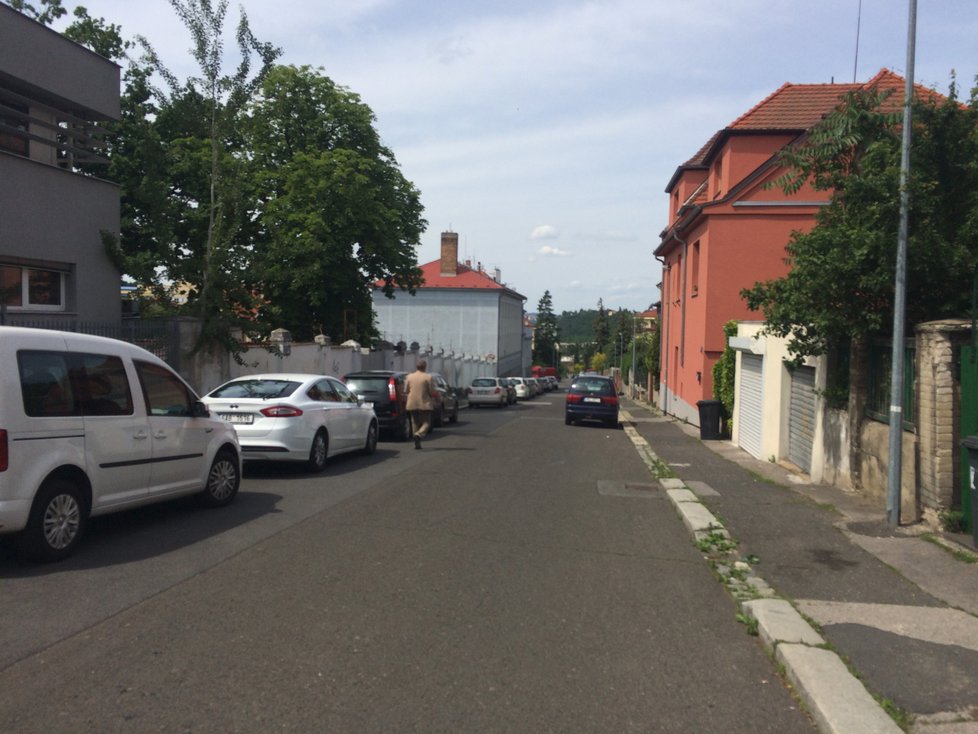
[696,530,738,555]
[921,534,978,564]
[877,696,911,731]
[735,612,759,636]
[648,457,676,480]
[938,509,967,534]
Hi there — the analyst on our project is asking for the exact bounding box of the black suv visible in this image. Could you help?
[344,371,411,441]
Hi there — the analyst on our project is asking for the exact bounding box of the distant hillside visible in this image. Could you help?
[556,309,599,343]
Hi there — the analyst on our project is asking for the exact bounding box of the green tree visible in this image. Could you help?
[590,351,608,373]
[7,0,65,24]
[532,290,559,366]
[743,82,978,359]
[612,309,632,365]
[244,65,425,342]
[593,298,609,351]
[135,0,281,350]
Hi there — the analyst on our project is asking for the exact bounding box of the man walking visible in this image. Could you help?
[405,359,435,449]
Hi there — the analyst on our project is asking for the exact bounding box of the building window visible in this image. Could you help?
[691,241,700,295]
[0,97,29,157]
[0,265,66,311]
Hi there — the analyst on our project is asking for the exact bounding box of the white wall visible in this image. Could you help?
[216,342,493,394]
[372,288,525,376]
[731,322,826,476]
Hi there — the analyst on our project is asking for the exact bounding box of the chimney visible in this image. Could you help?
[440,232,458,276]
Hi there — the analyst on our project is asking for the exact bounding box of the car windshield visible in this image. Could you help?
[209,379,300,399]
[571,378,613,395]
[345,377,391,393]
[472,378,496,387]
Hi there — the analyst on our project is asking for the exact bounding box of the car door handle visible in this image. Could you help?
[154,431,167,440]
[133,430,149,441]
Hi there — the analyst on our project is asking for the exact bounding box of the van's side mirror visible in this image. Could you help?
[192,401,211,418]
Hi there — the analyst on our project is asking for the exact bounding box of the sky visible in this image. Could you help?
[51,0,978,314]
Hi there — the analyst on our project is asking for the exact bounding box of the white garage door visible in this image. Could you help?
[738,354,763,459]
[788,366,817,472]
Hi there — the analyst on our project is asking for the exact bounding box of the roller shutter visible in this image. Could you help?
[738,354,763,459]
[788,366,816,472]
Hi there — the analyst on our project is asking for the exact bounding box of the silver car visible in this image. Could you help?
[203,373,378,472]
[468,377,509,408]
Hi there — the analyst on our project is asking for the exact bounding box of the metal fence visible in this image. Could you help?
[866,339,916,429]
[1,318,179,367]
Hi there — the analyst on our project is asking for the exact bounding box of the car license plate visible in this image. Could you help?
[583,397,602,404]
[220,413,253,424]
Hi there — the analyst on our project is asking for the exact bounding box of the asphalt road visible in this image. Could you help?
[0,395,816,733]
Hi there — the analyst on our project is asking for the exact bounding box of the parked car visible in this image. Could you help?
[430,372,464,424]
[203,373,378,471]
[527,377,543,396]
[546,375,560,391]
[501,378,518,405]
[344,370,411,441]
[510,376,532,400]
[0,326,242,562]
[468,377,509,408]
[565,374,620,428]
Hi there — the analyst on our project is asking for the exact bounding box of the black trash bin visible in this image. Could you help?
[697,399,723,441]
[960,436,978,545]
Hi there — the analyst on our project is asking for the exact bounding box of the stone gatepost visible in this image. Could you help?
[916,320,969,524]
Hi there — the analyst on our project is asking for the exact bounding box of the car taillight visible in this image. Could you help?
[566,394,582,404]
[0,429,7,472]
[389,378,399,415]
[260,405,303,417]
[603,395,619,406]
[494,387,501,394]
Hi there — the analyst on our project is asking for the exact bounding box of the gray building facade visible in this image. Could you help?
[1,4,121,325]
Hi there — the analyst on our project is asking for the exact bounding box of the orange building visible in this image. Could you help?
[655,69,912,425]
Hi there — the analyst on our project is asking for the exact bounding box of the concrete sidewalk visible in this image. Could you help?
[619,398,978,734]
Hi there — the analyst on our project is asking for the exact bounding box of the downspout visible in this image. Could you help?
[656,254,668,413]
[677,233,689,369]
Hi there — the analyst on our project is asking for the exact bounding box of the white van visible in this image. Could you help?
[0,326,242,562]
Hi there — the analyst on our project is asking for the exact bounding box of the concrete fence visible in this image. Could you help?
[176,324,496,395]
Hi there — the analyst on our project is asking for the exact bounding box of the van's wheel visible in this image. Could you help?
[197,449,240,507]
[362,421,378,455]
[308,430,328,473]
[17,478,87,563]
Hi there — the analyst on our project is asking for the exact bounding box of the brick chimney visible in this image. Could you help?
[440,231,459,276]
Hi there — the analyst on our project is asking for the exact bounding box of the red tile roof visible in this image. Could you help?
[377,259,521,294]
[673,69,945,185]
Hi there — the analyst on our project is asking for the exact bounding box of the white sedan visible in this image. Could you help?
[202,373,378,472]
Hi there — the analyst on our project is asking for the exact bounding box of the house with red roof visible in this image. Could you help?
[655,69,912,427]
[372,232,528,376]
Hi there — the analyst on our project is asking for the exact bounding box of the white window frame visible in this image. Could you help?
[0,264,67,312]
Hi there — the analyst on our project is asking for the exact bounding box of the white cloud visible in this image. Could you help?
[538,245,571,257]
[531,225,559,240]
